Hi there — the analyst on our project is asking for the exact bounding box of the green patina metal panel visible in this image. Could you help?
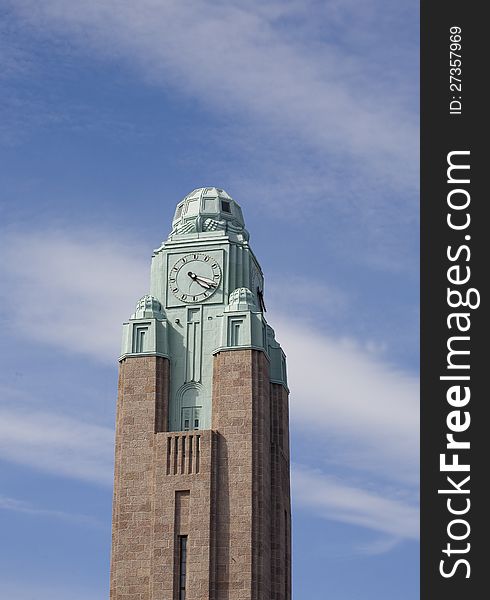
[120,187,287,431]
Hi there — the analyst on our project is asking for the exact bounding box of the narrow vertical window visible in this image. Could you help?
[228,318,243,346]
[181,407,201,432]
[166,437,171,475]
[188,436,193,474]
[232,321,241,345]
[137,330,145,351]
[195,435,200,474]
[132,324,149,353]
[178,535,188,600]
[181,437,186,475]
[182,407,192,431]
[193,407,201,430]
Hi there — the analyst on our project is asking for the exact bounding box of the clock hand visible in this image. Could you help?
[187,271,217,289]
[196,278,216,289]
[187,271,211,289]
[193,274,215,285]
[196,279,211,289]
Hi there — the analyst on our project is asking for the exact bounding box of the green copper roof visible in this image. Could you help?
[131,294,166,320]
[122,186,288,430]
[225,287,258,312]
[120,294,169,360]
[170,187,249,240]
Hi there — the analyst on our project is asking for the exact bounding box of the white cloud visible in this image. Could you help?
[0,227,418,545]
[0,406,113,486]
[354,535,404,556]
[0,493,103,527]
[2,1,419,272]
[7,0,417,191]
[292,466,418,539]
[275,315,419,486]
[268,276,350,319]
[0,229,147,363]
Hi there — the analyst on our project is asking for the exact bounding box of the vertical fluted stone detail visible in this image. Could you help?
[151,430,215,600]
[110,350,290,600]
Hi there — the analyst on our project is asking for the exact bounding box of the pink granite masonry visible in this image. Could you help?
[110,350,291,600]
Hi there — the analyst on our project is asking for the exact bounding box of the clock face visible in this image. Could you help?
[169,252,222,303]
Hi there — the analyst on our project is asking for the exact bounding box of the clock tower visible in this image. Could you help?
[110,187,291,600]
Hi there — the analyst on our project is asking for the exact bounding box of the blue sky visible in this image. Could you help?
[0,1,419,598]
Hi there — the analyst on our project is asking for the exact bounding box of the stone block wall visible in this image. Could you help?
[270,383,292,600]
[110,350,291,600]
[212,349,290,600]
[110,355,170,600]
[151,430,215,600]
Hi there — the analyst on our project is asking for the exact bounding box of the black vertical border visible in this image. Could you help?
[421,2,488,598]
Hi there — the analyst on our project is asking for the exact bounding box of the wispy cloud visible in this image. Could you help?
[0,406,113,486]
[0,229,147,362]
[276,316,419,485]
[6,1,417,190]
[0,227,417,545]
[268,276,350,320]
[0,493,103,527]
[292,466,418,539]
[354,535,404,557]
[2,1,419,273]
